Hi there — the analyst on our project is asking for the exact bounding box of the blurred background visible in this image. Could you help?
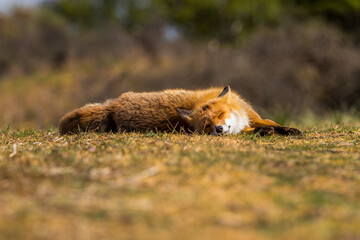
[0,0,359,129]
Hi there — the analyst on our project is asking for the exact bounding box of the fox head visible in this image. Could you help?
[176,86,243,135]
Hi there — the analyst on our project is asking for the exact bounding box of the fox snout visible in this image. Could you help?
[214,125,230,135]
[215,125,224,134]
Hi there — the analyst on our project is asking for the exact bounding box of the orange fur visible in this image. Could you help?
[59,86,302,135]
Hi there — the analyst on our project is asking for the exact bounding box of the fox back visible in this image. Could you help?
[59,86,302,136]
[60,87,247,134]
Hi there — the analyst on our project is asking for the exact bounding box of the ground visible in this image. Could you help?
[0,124,359,240]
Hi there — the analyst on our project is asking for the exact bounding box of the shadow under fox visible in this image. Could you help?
[59,86,302,136]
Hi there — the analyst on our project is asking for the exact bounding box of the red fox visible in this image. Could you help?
[59,86,302,136]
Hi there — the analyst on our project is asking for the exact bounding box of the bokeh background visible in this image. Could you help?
[0,0,359,129]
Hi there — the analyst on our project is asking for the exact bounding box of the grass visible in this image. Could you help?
[0,124,359,240]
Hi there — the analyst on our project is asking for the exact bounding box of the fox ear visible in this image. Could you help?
[218,86,230,98]
[176,108,193,122]
[218,85,230,102]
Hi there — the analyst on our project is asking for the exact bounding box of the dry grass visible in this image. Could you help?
[1,124,359,240]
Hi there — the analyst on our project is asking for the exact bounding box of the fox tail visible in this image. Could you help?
[59,101,116,135]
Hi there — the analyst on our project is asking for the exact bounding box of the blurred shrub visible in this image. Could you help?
[236,23,360,112]
[60,23,360,114]
[0,8,69,76]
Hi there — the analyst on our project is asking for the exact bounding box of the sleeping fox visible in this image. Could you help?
[59,86,302,136]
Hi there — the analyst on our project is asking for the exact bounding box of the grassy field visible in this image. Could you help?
[0,124,359,240]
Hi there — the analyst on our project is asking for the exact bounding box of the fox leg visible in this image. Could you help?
[251,119,281,128]
[247,117,302,136]
[242,125,277,135]
[242,126,256,134]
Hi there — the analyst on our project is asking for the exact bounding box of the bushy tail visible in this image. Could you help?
[59,102,116,135]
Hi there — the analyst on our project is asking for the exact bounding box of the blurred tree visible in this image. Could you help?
[44,0,164,58]
[156,0,283,42]
[44,0,160,30]
[44,0,284,42]
[44,0,360,42]
[43,0,118,27]
[287,0,360,39]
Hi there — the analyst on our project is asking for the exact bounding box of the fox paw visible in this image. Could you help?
[286,127,303,135]
[254,126,276,136]
[255,126,303,136]
[274,126,303,136]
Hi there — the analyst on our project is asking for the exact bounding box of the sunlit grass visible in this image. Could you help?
[0,124,359,240]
